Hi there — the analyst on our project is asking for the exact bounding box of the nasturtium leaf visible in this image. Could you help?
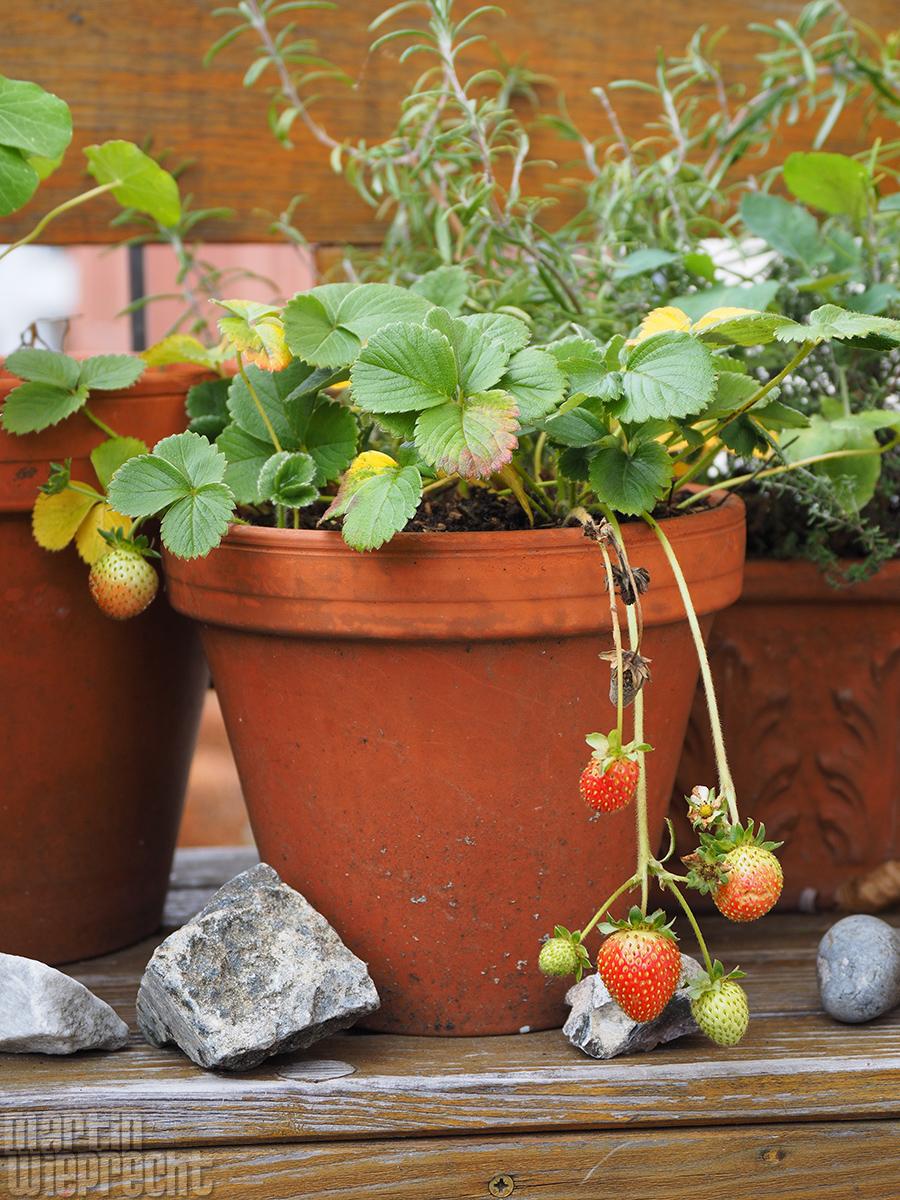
[160,484,235,559]
[31,488,96,551]
[186,377,231,438]
[217,299,290,371]
[670,283,780,321]
[411,265,469,314]
[4,348,80,390]
[414,390,519,478]
[302,401,358,481]
[774,304,900,349]
[498,347,566,423]
[459,312,530,354]
[74,501,133,564]
[425,308,508,394]
[27,152,64,182]
[739,192,825,268]
[335,464,423,552]
[227,361,312,445]
[0,382,89,434]
[84,140,181,227]
[612,248,679,278]
[143,334,226,370]
[620,332,715,422]
[79,354,146,391]
[0,76,72,158]
[217,424,273,504]
[283,282,432,368]
[90,437,148,489]
[351,323,457,413]
[783,151,869,220]
[257,450,319,508]
[782,413,881,509]
[0,143,39,215]
[589,440,674,516]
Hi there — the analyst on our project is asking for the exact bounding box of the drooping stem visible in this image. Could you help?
[599,541,625,739]
[65,482,106,504]
[643,512,739,825]
[82,406,120,441]
[660,876,713,974]
[580,874,640,940]
[0,183,118,262]
[237,352,282,453]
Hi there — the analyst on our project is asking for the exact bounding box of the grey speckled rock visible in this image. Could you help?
[563,954,703,1058]
[137,863,380,1071]
[0,954,128,1054]
[817,914,900,1024]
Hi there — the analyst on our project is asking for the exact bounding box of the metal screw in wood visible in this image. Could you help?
[488,1174,515,1197]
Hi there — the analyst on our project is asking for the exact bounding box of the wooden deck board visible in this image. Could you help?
[2,849,899,1199]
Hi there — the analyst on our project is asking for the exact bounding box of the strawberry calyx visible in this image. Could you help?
[683,819,782,895]
[98,526,161,560]
[584,729,652,773]
[540,924,592,981]
[687,958,746,1001]
[597,905,677,940]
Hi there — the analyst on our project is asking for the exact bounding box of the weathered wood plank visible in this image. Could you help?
[3,1122,899,1199]
[3,0,896,243]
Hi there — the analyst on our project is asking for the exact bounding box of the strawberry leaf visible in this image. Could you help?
[78,355,145,391]
[499,346,566,423]
[620,332,716,422]
[589,440,673,515]
[283,282,433,368]
[226,362,313,446]
[414,390,519,478]
[217,299,290,371]
[459,312,530,353]
[351,323,457,413]
[330,464,423,551]
[257,450,319,508]
[4,348,80,389]
[0,381,89,434]
[90,437,148,489]
[216,424,274,503]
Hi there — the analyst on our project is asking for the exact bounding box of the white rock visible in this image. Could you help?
[0,954,128,1054]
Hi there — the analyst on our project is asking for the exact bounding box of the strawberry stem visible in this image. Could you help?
[580,873,640,939]
[660,875,714,975]
[237,351,283,453]
[598,540,625,740]
[642,512,739,826]
[82,407,120,441]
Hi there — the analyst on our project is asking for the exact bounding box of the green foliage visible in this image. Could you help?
[0,76,71,215]
[84,140,181,227]
[783,151,871,220]
[324,463,423,552]
[1,350,144,435]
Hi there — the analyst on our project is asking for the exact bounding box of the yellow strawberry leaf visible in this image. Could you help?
[142,334,227,370]
[75,502,134,564]
[217,299,291,372]
[346,450,398,480]
[692,307,758,332]
[32,488,97,551]
[628,306,692,345]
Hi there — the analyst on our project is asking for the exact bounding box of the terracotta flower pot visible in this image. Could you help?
[164,495,745,1035]
[0,365,209,963]
[675,559,900,909]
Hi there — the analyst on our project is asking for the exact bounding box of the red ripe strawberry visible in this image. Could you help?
[712,823,783,922]
[89,540,159,620]
[579,729,651,813]
[595,907,681,1022]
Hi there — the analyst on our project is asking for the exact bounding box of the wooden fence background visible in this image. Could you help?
[4,0,897,246]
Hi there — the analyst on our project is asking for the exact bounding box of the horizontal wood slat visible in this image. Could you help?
[3,1122,899,1199]
[3,0,896,243]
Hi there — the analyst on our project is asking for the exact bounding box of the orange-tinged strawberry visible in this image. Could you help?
[595,907,681,1023]
[714,841,783,922]
[579,729,651,813]
[89,542,159,620]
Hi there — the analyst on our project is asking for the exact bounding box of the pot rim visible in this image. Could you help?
[741,555,900,603]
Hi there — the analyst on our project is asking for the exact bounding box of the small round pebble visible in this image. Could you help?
[817,915,900,1024]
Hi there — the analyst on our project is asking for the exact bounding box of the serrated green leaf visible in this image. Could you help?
[227,361,313,445]
[107,454,194,516]
[499,346,566,422]
[257,450,319,508]
[589,440,673,515]
[337,464,423,551]
[459,312,530,353]
[414,390,519,478]
[78,354,145,391]
[84,140,181,227]
[425,308,509,394]
[0,381,89,434]
[351,323,457,413]
[186,377,231,438]
[539,404,606,447]
[411,265,469,314]
[620,332,715,422]
[143,334,225,370]
[0,143,39,215]
[217,423,273,504]
[90,436,148,489]
[283,282,433,368]
[739,192,825,268]
[783,151,869,220]
[775,304,900,348]
[217,298,290,371]
[159,484,234,558]
[302,400,358,481]
[4,348,80,389]
[702,371,761,419]
[670,283,780,321]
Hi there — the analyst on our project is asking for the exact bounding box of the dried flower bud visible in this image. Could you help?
[599,648,652,706]
[608,564,650,604]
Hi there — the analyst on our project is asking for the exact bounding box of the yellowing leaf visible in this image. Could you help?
[217,299,291,372]
[143,335,226,370]
[32,488,96,551]
[692,307,758,332]
[75,502,133,564]
[630,307,692,346]
[346,450,398,480]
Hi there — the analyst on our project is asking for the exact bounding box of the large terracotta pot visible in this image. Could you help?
[164,495,745,1035]
[0,365,209,963]
[675,559,900,909]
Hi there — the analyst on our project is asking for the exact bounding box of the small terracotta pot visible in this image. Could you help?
[0,365,209,963]
[675,559,900,909]
[165,495,745,1036]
